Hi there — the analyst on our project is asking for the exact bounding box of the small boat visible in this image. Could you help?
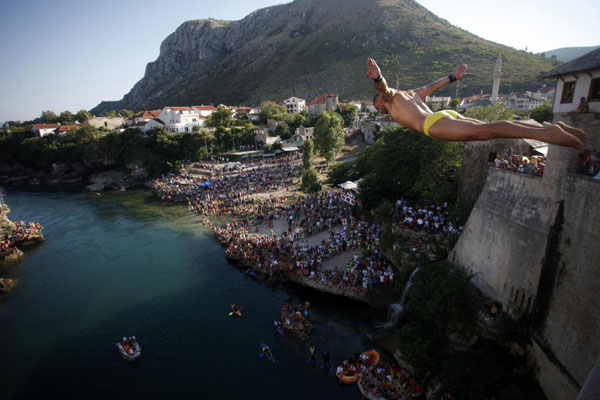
[245,269,257,277]
[116,336,141,362]
[361,349,381,366]
[260,343,275,364]
[230,304,242,317]
[336,368,359,384]
[273,319,285,336]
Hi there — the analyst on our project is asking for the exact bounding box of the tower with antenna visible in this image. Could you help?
[491,53,502,104]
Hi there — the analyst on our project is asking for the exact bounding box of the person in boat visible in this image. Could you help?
[366,58,586,150]
[232,304,239,313]
[309,345,317,364]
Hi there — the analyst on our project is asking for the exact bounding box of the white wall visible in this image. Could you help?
[552,68,600,113]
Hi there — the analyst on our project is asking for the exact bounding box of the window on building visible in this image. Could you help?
[589,77,600,101]
[560,81,576,103]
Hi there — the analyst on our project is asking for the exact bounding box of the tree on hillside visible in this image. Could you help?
[356,126,463,209]
[275,122,292,140]
[301,167,321,194]
[290,113,306,131]
[313,111,344,164]
[41,110,58,124]
[336,103,358,127]
[449,98,461,109]
[206,105,233,128]
[59,111,74,125]
[259,101,288,124]
[530,101,553,123]
[302,139,314,170]
[105,111,117,118]
[464,103,514,122]
[119,109,134,118]
[75,110,91,123]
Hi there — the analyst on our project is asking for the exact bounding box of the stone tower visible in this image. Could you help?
[491,53,502,104]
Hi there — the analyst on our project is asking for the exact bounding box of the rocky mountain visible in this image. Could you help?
[540,45,600,62]
[91,0,558,114]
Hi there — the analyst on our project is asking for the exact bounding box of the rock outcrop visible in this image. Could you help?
[0,278,18,294]
[91,0,556,114]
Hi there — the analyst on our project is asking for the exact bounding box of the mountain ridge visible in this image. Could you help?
[91,0,558,114]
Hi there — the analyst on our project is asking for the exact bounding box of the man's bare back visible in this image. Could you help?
[366,58,586,150]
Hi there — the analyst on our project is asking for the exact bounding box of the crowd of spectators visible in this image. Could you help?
[393,198,462,235]
[152,158,302,216]
[493,148,546,177]
[212,193,395,297]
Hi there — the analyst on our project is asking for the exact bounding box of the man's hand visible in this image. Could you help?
[453,64,468,80]
[367,58,382,80]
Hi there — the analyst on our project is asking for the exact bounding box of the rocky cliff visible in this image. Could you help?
[92,0,557,114]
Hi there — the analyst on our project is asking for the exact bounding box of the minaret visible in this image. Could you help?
[491,53,502,104]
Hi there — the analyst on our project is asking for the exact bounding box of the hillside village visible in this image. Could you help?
[29,53,558,153]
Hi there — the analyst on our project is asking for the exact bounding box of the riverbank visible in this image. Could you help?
[0,202,44,268]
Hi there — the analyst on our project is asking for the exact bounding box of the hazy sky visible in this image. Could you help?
[1,0,598,123]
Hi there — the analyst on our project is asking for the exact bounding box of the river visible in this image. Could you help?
[0,189,383,399]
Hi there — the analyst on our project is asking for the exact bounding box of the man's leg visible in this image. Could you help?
[428,117,584,149]
[454,114,587,144]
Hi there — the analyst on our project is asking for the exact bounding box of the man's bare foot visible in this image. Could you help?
[555,121,587,144]
[546,125,584,150]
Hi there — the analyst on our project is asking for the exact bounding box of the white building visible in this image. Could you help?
[498,92,545,111]
[192,105,217,118]
[31,123,60,137]
[283,97,306,114]
[127,110,161,126]
[542,48,600,114]
[425,96,452,111]
[158,106,202,133]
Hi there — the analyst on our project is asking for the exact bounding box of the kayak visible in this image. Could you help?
[230,304,242,317]
[273,319,285,336]
[260,343,275,364]
[245,269,257,277]
[116,337,142,362]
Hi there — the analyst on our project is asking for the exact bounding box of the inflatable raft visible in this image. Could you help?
[116,336,141,362]
[336,370,359,384]
[362,349,381,366]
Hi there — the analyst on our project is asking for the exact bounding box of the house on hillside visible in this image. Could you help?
[158,106,201,133]
[308,94,338,115]
[425,95,452,111]
[192,105,217,118]
[361,116,400,144]
[88,117,125,130]
[126,110,161,126]
[292,126,314,143]
[283,97,306,114]
[542,47,600,113]
[31,123,61,137]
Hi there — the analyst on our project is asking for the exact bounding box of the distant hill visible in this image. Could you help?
[539,46,600,62]
[91,0,560,114]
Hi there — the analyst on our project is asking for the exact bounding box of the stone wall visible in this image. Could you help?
[449,113,600,400]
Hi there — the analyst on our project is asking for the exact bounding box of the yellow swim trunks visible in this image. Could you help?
[423,110,460,136]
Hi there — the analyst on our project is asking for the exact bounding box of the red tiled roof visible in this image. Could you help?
[32,123,60,129]
[309,94,338,105]
[143,110,161,118]
[193,105,217,111]
[166,106,194,111]
[57,125,79,132]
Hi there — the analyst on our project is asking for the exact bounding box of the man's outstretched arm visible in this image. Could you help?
[367,58,394,101]
[415,64,467,100]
